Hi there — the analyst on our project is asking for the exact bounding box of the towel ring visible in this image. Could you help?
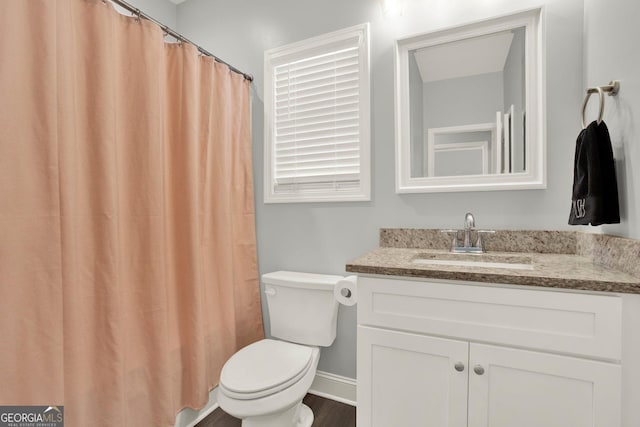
[581,87,605,129]
[581,80,620,129]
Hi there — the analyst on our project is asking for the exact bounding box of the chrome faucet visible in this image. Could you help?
[442,212,495,253]
[463,212,475,248]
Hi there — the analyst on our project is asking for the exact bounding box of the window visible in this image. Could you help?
[264,24,370,203]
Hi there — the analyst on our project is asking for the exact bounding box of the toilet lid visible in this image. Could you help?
[220,339,313,398]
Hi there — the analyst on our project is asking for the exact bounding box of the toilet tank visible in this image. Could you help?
[262,271,342,347]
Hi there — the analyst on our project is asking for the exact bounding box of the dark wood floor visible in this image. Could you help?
[196,394,356,427]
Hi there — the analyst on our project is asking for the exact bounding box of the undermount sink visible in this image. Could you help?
[412,253,534,271]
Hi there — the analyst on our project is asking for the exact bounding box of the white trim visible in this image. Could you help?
[395,7,546,193]
[173,373,356,427]
[308,370,357,407]
[429,141,489,177]
[496,111,503,173]
[264,24,371,204]
[508,104,516,173]
[425,123,495,177]
[174,387,219,427]
[427,122,496,134]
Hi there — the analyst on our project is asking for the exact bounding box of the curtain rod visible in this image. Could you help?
[108,0,253,82]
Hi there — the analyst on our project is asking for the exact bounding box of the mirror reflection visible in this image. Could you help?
[409,28,526,178]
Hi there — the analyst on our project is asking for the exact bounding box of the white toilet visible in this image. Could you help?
[217,271,344,427]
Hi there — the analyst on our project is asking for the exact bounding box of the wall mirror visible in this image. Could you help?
[394,8,545,193]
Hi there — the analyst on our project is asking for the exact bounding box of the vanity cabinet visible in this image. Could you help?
[467,343,619,427]
[356,276,623,427]
[358,327,468,427]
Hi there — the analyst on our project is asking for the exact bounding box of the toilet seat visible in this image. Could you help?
[220,339,314,400]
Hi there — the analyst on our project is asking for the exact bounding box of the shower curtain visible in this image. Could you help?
[0,1,264,425]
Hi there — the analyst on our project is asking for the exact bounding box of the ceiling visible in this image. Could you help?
[413,31,515,83]
[167,0,187,4]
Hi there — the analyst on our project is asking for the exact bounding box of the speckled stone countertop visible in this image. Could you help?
[346,229,640,294]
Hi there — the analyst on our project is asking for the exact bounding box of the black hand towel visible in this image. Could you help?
[569,120,620,226]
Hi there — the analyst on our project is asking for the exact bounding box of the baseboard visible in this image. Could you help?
[173,371,356,426]
[308,370,357,407]
[174,387,219,427]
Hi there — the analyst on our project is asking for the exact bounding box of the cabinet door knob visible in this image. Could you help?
[473,365,485,375]
[454,362,465,372]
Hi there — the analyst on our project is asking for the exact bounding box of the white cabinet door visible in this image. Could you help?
[468,343,621,427]
[357,326,469,427]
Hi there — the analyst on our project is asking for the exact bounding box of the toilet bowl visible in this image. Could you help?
[217,271,344,427]
[217,339,320,427]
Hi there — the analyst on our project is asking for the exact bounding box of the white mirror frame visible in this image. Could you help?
[394,8,546,193]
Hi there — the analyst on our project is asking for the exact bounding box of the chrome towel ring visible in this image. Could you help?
[581,80,620,129]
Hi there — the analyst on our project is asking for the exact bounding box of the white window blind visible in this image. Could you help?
[264,24,370,203]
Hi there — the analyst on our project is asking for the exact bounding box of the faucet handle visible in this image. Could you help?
[475,229,496,251]
[441,229,460,252]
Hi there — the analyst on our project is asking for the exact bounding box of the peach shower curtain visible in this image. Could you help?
[0,1,263,426]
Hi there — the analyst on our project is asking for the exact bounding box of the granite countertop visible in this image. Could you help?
[345,229,640,294]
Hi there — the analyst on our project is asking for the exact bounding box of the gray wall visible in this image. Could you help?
[503,28,526,172]
[176,0,584,379]
[423,71,504,130]
[409,54,424,177]
[420,72,504,177]
[584,0,640,240]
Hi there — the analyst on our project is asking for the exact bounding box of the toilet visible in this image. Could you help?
[217,271,344,427]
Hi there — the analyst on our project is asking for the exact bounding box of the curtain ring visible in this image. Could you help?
[581,86,605,129]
